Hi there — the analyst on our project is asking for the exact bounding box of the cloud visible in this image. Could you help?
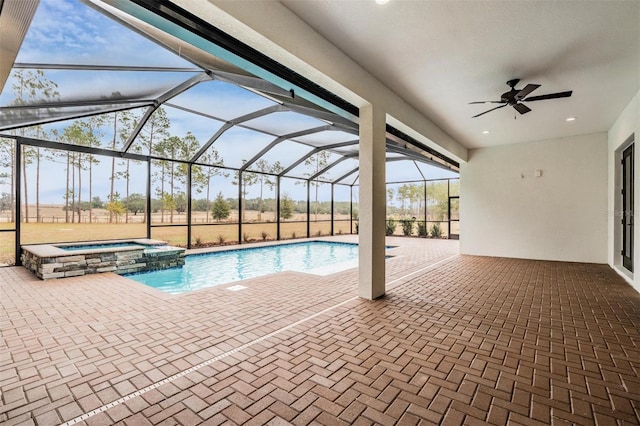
[17,0,190,67]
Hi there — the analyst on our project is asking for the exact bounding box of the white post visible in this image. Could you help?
[359,103,386,299]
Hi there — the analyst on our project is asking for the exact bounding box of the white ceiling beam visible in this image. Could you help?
[169,0,468,163]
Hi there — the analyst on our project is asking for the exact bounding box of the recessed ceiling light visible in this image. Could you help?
[482,130,490,134]
[566,117,576,122]
[375,0,390,4]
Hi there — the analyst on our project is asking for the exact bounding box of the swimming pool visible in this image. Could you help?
[56,242,146,251]
[125,241,364,294]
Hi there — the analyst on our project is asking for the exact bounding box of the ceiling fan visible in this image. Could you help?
[470,79,572,118]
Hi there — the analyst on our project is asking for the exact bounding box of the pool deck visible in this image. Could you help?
[2,236,640,425]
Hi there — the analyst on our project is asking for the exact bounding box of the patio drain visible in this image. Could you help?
[226,284,248,291]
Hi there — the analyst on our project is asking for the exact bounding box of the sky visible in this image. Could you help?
[0,0,458,206]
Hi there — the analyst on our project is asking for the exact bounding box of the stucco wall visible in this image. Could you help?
[460,133,608,263]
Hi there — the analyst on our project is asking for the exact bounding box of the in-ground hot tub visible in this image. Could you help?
[21,239,186,280]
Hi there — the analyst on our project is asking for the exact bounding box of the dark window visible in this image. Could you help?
[622,143,634,272]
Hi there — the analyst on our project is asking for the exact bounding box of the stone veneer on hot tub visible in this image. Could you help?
[21,239,186,280]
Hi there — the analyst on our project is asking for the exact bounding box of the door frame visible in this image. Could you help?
[622,143,634,272]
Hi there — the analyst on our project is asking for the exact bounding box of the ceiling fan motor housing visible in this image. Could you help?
[501,90,518,105]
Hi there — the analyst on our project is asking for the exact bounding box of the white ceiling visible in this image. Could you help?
[280,0,640,149]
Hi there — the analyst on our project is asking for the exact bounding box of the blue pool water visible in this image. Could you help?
[57,242,146,251]
[125,241,362,294]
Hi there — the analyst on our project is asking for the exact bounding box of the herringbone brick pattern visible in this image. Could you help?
[2,237,640,425]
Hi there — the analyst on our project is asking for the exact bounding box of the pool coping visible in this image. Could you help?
[21,238,168,257]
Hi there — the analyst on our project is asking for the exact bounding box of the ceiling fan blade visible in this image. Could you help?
[515,84,540,100]
[469,101,503,104]
[513,103,531,115]
[523,91,573,102]
[472,104,507,118]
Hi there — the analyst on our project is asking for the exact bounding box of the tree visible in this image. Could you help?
[301,151,331,220]
[153,158,167,223]
[139,108,170,222]
[109,107,137,223]
[55,125,85,222]
[211,192,230,222]
[63,187,73,222]
[252,159,271,213]
[387,187,395,207]
[232,160,259,222]
[280,193,294,220]
[160,192,176,220]
[175,192,187,214]
[125,193,145,215]
[396,184,410,214]
[172,132,201,218]
[407,184,422,217]
[0,140,16,222]
[426,181,449,221]
[78,116,103,223]
[138,107,170,156]
[0,192,11,212]
[155,136,182,223]
[91,196,104,209]
[449,179,460,196]
[196,148,225,223]
[10,69,59,223]
[105,192,126,223]
[55,119,101,223]
[33,143,54,223]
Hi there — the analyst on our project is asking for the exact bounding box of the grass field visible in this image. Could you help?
[0,206,355,265]
[0,205,455,266]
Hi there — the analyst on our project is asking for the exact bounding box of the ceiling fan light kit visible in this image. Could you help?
[470,79,573,118]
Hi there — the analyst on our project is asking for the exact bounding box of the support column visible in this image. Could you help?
[330,183,335,236]
[146,158,151,239]
[276,176,281,240]
[15,138,21,266]
[358,103,386,300]
[238,172,243,244]
[186,165,192,248]
[350,185,353,234]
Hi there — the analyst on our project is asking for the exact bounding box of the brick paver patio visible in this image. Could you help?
[1,236,639,425]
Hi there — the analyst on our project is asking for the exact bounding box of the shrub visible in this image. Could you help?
[355,221,359,234]
[337,229,343,235]
[243,232,250,243]
[211,192,231,222]
[194,236,203,246]
[291,231,297,239]
[417,221,428,237]
[261,231,268,241]
[385,218,396,236]
[430,223,442,238]
[400,218,415,236]
[217,234,226,245]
